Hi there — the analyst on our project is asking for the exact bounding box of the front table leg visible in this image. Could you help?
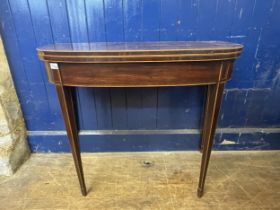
[56,85,87,196]
[200,86,211,153]
[197,83,225,197]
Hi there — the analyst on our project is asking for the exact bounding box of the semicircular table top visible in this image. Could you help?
[37,41,243,63]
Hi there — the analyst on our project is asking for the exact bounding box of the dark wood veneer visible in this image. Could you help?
[37,41,243,198]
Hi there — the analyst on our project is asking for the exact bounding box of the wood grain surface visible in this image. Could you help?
[38,41,243,63]
[38,41,242,197]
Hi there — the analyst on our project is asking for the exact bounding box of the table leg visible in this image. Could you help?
[56,85,87,196]
[197,83,224,198]
[200,86,211,153]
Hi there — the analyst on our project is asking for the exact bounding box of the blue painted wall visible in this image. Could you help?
[0,0,280,152]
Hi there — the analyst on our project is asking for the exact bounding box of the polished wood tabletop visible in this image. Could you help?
[38,41,242,63]
[37,41,243,198]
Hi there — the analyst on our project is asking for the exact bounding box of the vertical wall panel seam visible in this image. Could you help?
[102,0,108,42]
[45,0,55,44]
[0,0,32,118]
[68,0,93,130]
[64,0,73,43]
[64,0,86,129]
[244,89,249,127]
[157,0,162,129]
[108,89,114,128]
[215,0,220,14]
[121,0,125,41]
[122,0,128,130]
[84,0,98,129]
[229,0,238,37]
[26,0,52,114]
[9,0,45,83]
[140,0,144,41]
[175,0,179,41]
[93,89,99,128]
[6,0,31,86]
[252,0,257,15]
[155,88,159,128]
[159,0,162,41]
[124,88,128,128]
[0,1,28,87]
[83,0,90,43]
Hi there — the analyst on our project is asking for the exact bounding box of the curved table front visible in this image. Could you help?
[37,41,243,198]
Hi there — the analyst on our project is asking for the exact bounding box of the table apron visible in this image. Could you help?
[45,61,234,87]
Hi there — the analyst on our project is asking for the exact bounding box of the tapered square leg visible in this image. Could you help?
[56,85,87,196]
[200,86,212,153]
[197,83,225,198]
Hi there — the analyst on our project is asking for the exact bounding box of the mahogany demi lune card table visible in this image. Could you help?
[37,41,243,198]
